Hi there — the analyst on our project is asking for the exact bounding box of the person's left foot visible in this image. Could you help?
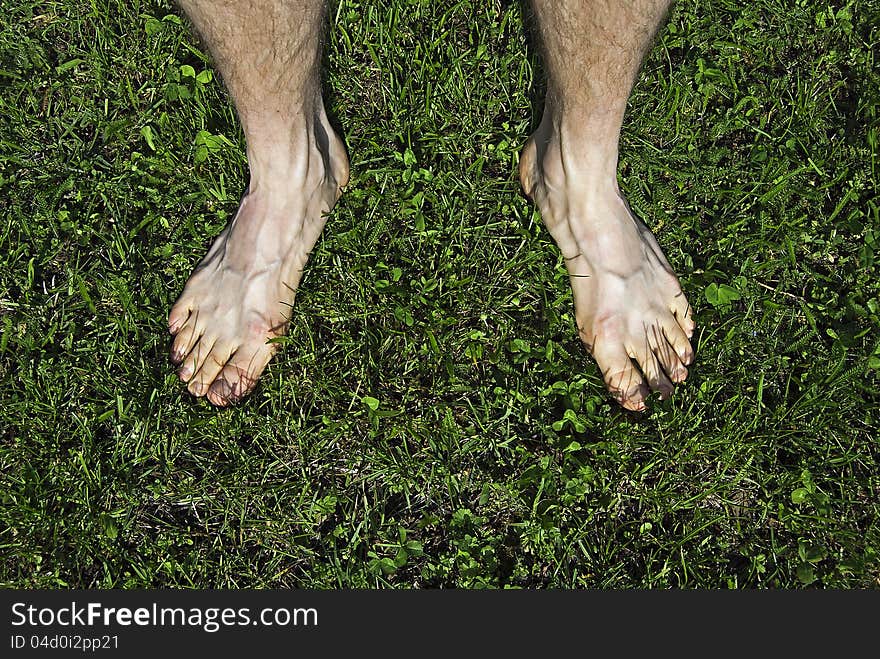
[520,128,695,411]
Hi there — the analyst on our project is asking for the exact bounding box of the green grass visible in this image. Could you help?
[1,0,878,588]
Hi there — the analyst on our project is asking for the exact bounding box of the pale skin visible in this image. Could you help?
[169,0,695,411]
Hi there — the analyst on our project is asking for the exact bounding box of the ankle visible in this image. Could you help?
[521,135,618,204]
[245,112,348,198]
[538,107,623,178]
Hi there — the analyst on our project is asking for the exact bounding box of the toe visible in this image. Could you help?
[205,344,274,407]
[177,335,216,385]
[666,358,688,384]
[648,324,689,383]
[168,299,193,335]
[632,345,674,400]
[170,320,203,365]
[206,368,254,407]
[669,291,695,339]
[592,338,649,411]
[206,377,239,407]
[187,341,234,398]
[610,373,650,411]
[661,318,694,366]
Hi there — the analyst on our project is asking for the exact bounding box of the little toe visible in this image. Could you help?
[168,307,191,335]
[669,293,695,339]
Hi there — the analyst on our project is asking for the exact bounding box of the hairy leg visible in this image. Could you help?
[521,0,694,411]
[169,0,349,406]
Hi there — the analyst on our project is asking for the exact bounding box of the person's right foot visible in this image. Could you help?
[169,118,349,406]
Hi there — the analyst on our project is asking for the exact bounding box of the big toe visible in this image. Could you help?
[591,339,650,411]
[609,370,651,411]
[205,346,274,407]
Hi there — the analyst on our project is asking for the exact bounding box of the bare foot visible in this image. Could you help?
[520,134,695,411]
[169,124,348,406]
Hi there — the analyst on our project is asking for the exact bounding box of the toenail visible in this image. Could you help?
[627,400,647,412]
[617,390,647,412]
[178,365,193,380]
[212,379,234,402]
